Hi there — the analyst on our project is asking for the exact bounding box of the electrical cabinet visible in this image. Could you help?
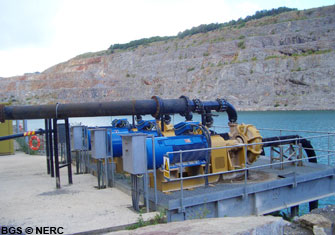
[71,125,88,151]
[57,123,67,144]
[90,128,108,159]
[121,133,147,174]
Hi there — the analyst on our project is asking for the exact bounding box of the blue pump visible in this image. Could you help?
[87,119,209,170]
[146,134,209,169]
[87,118,159,157]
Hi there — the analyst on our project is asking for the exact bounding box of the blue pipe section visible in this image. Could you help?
[225,100,237,123]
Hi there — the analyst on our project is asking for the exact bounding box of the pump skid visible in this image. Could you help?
[0,95,331,219]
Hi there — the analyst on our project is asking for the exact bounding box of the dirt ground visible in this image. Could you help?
[0,152,157,234]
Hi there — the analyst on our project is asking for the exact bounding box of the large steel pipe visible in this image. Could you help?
[0,96,237,122]
[1,100,161,120]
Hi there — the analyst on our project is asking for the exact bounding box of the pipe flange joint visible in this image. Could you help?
[216,98,228,112]
[193,98,204,113]
[151,96,164,119]
[179,95,192,116]
[0,104,4,123]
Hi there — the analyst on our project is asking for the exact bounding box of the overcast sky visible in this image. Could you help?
[0,0,334,77]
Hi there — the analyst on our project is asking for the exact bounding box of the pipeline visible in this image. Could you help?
[262,135,318,211]
[262,135,316,163]
[0,96,237,123]
[0,129,45,141]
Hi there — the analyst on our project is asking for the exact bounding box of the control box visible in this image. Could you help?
[57,123,66,144]
[121,133,147,174]
[90,128,108,159]
[71,125,88,151]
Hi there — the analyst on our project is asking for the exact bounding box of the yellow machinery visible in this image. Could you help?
[78,117,263,192]
[150,121,262,192]
[0,120,14,155]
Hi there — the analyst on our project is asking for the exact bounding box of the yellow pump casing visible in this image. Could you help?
[228,123,263,164]
[211,123,262,174]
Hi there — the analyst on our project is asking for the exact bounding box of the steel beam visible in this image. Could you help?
[65,118,73,184]
[45,119,50,175]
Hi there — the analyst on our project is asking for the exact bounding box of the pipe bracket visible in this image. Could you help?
[151,96,164,119]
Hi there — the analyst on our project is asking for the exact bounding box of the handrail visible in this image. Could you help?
[164,131,334,212]
[166,147,334,183]
[212,125,335,135]
[165,133,335,155]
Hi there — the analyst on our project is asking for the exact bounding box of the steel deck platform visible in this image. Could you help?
[112,156,335,222]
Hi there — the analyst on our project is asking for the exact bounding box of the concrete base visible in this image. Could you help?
[0,152,158,234]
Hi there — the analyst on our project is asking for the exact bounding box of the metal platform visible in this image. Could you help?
[153,157,335,222]
[78,129,335,223]
[110,156,335,222]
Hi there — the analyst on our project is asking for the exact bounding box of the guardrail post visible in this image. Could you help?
[270,147,274,168]
[109,129,115,187]
[243,144,248,199]
[280,145,284,170]
[298,143,303,167]
[179,151,185,213]
[152,135,158,210]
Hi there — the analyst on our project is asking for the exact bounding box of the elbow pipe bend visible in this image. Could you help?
[226,101,238,123]
[216,98,237,123]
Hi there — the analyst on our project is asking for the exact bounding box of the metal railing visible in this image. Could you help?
[162,131,335,212]
[81,125,335,213]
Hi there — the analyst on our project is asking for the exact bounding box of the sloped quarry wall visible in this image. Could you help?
[1,5,335,111]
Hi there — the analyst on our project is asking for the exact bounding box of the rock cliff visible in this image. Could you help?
[1,5,335,110]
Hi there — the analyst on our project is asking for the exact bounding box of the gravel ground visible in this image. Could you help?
[0,152,157,234]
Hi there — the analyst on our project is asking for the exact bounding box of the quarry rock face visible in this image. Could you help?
[1,5,335,111]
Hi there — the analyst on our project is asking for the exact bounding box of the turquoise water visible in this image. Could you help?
[25,111,335,132]
[23,111,335,215]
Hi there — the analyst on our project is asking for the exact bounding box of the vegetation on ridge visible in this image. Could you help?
[108,7,296,52]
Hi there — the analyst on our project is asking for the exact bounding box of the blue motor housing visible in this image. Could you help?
[109,128,132,157]
[88,126,159,157]
[88,127,130,157]
[108,128,158,157]
[146,134,209,169]
[86,121,208,169]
